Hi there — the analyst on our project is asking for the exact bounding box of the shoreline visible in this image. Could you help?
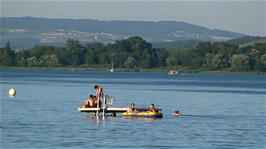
[0,66,265,75]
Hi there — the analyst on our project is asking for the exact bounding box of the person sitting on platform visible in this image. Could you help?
[84,95,97,108]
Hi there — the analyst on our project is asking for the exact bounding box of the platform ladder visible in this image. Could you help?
[96,95,113,119]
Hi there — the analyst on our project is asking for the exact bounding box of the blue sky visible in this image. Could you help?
[1,0,265,36]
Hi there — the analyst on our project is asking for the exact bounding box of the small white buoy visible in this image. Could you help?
[9,88,16,96]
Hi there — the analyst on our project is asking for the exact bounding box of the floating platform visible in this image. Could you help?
[78,107,162,117]
[78,107,128,113]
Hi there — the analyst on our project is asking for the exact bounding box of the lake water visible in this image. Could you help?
[1,68,265,149]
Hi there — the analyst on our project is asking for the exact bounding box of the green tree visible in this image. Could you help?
[212,53,229,69]
[248,48,259,70]
[27,56,39,66]
[57,47,71,66]
[154,48,168,67]
[84,42,103,65]
[141,49,153,68]
[205,53,215,69]
[230,54,250,71]
[39,54,60,67]
[165,57,175,67]
[0,41,15,66]
[124,56,137,68]
[28,45,45,59]
[260,54,266,71]
[65,39,85,65]
[16,50,28,66]
[66,38,80,49]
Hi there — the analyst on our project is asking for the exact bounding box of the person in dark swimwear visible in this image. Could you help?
[149,104,156,112]
[172,111,182,116]
[128,103,137,112]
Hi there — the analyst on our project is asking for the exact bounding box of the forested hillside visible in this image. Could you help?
[1,36,265,72]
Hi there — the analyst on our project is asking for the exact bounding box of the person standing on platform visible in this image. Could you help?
[94,85,104,107]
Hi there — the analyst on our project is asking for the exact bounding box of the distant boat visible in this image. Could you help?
[110,61,114,72]
[168,70,178,75]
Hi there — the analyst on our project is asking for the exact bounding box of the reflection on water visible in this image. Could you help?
[121,116,159,121]
[81,114,161,122]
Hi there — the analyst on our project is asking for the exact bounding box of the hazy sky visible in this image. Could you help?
[1,0,265,36]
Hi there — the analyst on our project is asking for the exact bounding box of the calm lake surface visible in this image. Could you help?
[1,68,265,149]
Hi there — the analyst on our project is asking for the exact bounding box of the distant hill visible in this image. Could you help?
[1,17,245,48]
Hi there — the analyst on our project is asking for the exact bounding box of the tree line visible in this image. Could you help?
[0,36,265,72]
